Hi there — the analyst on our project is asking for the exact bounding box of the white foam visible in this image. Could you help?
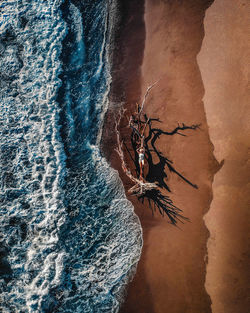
[0,1,143,312]
[0,0,68,311]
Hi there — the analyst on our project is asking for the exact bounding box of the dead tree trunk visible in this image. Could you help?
[114,80,199,224]
[115,109,158,195]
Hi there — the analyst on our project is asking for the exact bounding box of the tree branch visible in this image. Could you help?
[139,80,159,117]
[115,110,158,195]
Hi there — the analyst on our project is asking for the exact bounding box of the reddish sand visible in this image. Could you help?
[102,0,249,312]
[198,1,250,312]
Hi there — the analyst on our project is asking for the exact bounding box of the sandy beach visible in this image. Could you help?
[102,0,250,312]
[198,1,250,312]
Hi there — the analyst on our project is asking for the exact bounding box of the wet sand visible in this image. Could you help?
[102,0,249,312]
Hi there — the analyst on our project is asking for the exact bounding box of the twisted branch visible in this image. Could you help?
[115,110,158,195]
[139,80,159,117]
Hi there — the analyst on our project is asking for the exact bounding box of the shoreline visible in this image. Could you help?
[102,0,249,312]
[102,0,216,312]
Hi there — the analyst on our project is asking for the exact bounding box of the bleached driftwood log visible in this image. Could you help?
[114,80,199,224]
[115,110,158,195]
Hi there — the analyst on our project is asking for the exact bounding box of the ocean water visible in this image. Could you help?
[0,1,142,312]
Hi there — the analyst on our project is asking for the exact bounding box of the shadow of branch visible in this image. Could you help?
[128,117,199,225]
[138,188,189,225]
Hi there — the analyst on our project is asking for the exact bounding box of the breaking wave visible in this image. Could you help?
[0,0,142,312]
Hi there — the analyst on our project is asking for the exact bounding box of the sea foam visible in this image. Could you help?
[0,1,142,312]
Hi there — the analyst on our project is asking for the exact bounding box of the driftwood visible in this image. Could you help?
[139,80,159,117]
[115,109,158,195]
[114,80,199,224]
[115,81,161,194]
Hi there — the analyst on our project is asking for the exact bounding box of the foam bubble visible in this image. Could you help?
[0,1,142,312]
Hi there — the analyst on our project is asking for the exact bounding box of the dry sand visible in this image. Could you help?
[102,0,250,312]
[198,1,250,312]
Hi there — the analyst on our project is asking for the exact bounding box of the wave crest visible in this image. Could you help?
[0,1,142,312]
